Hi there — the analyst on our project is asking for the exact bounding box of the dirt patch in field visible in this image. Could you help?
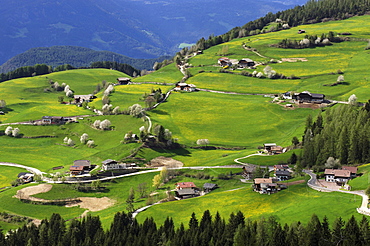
[281,58,308,62]
[14,184,52,199]
[14,184,115,213]
[66,197,115,211]
[148,156,184,168]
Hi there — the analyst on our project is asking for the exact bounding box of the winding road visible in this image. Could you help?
[303,169,370,216]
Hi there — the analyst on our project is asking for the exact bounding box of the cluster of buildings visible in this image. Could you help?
[174,182,218,199]
[217,57,255,68]
[253,178,287,194]
[41,116,74,125]
[174,82,197,92]
[69,159,136,176]
[263,143,286,155]
[282,91,326,104]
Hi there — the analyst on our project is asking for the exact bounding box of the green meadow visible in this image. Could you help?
[0,166,28,188]
[0,69,129,123]
[136,182,362,227]
[149,92,312,147]
[349,164,370,190]
[0,114,144,172]
[1,15,370,230]
[241,150,302,166]
[188,15,370,101]
[133,64,183,84]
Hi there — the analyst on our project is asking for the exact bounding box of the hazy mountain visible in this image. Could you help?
[0,0,307,65]
[0,46,171,73]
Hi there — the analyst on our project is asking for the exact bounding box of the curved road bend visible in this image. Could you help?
[303,169,370,216]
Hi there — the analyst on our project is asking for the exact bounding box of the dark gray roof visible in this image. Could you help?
[275,170,291,176]
[203,183,218,189]
[102,159,117,165]
[311,93,325,99]
[176,189,196,196]
[18,172,32,178]
[73,160,91,166]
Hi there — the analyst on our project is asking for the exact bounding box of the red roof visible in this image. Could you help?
[342,166,357,174]
[70,165,84,171]
[176,182,196,189]
[324,169,351,178]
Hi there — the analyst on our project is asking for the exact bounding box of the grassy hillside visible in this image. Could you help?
[149,92,312,147]
[0,69,129,123]
[136,182,362,227]
[187,15,370,101]
[1,15,370,231]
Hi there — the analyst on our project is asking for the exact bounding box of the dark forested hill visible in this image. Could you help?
[0,0,306,65]
[0,46,170,73]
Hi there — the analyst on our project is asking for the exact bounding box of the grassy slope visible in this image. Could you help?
[150,92,313,147]
[132,64,183,84]
[0,166,28,187]
[0,115,143,172]
[188,15,370,101]
[1,16,370,229]
[136,182,362,227]
[348,164,370,190]
[0,69,129,123]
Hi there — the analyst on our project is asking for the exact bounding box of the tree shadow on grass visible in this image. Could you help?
[150,109,169,115]
[150,146,192,157]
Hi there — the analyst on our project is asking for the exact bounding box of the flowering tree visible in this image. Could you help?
[80,133,89,144]
[348,94,357,106]
[100,119,111,130]
[12,128,20,137]
[86,140,95,148]
[5,126,13,136]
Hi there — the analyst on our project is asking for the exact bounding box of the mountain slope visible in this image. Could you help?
[0,46,171,73]
[0,0,306,64]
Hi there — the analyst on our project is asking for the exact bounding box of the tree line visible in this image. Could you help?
[0,61,140,84]
[300,102,370,169]
[180,0,370,56]
[2,210,370,246]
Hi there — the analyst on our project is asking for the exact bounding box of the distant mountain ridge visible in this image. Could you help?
[0,0,307,65]
[0,46,171,73]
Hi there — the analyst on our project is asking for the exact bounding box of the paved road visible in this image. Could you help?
[0,162,45,176]
[234,153,274,171]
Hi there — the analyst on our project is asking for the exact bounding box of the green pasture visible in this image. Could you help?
[0,114,143,172]
[136,182,362,227]
[136,145,256,167]
[90,83,174,111]
[349,164,370,190]
[133,64,183,84]
[241,150,302,166]
[0,183,85,221]
[0,69,128,123]
[187,15,370,101]
[187,72,297,94]
[41,68,128,94]
[149,92,313,147]
[0,166,28,187]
